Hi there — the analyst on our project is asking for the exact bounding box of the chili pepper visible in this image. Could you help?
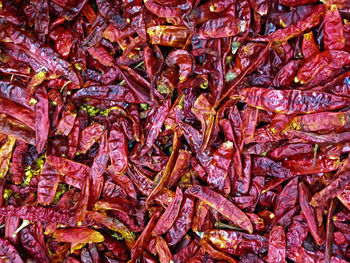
[53,227,104,253]
[279,0,318,6]
[189,185,253,233]
[263,5,324,42]
[241,87,350,114]
[207,141,233,193]
[282,152,340,175]
[156,236,174,263]
[0,205,93,227]
[272,60,299,88]
[152,187,183,236]
[20,227,50,262]
[74,170,90,226]
[147,26,190,48]
[288,130,350,144]
[197,17,247,39]
[288,111,348,132]
[269,143,312,160]
[37,162,59,205]
[46,155,90,181]
[302,31,319,59]
[49,27,74,58]
[96,0,127,30]
[0,135,16,179]
[56,111,76,136]
[77,122,105,154]
[11,141,28,185]
[0,80,33,110]
[234,154,252,195]
[6,26,80,85]
[87,211,135,249]
[139,99,170,156]
[200,238,238,263]
[311,171,350,207]
[274,177,298,222]
[296,50,350,86]
[165,50,194,83]
[324,4,346,51]
[35,85,49,153]
[299,182,325,245]
[267,225,286,263]
[108,124,128,176]
[323,71,350,98]
[204,229,268,255]
[325,198,338,263]
[252,156,293,178]
[131,209,161,260]
[0,238,24,262]
[165,195,194,246]
[173,239,200,263]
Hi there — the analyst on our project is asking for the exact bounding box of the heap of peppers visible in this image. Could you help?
[0,0,349,262]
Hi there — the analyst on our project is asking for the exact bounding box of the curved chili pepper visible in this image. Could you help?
[204,229,268,255]
[165,50,194,82]
[197,17,247,39]
[6,26,80,85]
[152,187,183,236]
[311,171,350,207]
[298,182,325,246]
[189,185,253,233]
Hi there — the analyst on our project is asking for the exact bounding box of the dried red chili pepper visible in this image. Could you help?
[299,182,325,246]
[241,87,350,114]
[204,229,268,255]
[267,225,286,263]
[189,185,253,233]
[324,4,346,51]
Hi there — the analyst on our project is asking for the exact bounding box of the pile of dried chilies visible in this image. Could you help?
[0,0,349,262]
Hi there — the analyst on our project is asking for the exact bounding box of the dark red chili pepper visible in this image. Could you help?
[282,152,340,175]
[0,238,24,262]
[6,26,80,85]
[37,162,59,205]
[147,26,190,48]
[152,187,183,236]
[324,4,346,51]
[204,229,268,255]
[267,225,286,263]
[189,185,253,233]
[241,87,350,114]
[311,171,350,207]
[299,182,325,246]
[197,17,247,39]
[20,227,50,263]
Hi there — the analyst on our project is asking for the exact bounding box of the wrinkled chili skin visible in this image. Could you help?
[6,26,81,85]
[241,87,350,114]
